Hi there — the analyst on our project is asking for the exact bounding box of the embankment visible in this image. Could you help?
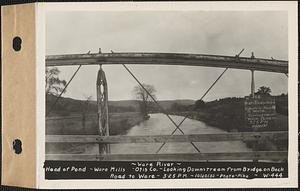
[169,111,235,131]
[169,111,288,151]
[46,112,146,154]
[46,112,145,135]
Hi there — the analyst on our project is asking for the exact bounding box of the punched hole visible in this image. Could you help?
[13,139,22,154]
[12,36,22,51]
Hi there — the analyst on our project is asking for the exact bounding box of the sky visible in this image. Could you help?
[46,11,288,101]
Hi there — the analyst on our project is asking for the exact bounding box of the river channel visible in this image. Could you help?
[109,113,251,154]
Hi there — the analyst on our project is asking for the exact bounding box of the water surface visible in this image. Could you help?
[108,113,251,154]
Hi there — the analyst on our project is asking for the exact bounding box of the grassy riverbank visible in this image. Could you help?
[170,111,288,133]
[46,112,146,154]
[172,111,288,151]
[169,96,288,152]
[46,112,145,135]
[46,94,193,136]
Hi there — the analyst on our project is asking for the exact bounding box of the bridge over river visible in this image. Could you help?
[46,51,287,161]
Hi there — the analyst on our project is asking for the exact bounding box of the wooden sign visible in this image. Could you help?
[244,95,276,130]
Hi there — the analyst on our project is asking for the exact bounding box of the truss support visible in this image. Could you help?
[96,66,110,154]
[46,52,288,74]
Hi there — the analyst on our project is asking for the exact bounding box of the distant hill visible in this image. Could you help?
[157,99,195,110]
[46,94,195,116]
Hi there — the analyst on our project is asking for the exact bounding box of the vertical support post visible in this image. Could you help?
[250,70,258,162]
[96,65,110,154]
[251,70,255,98]
[250,68,258,162]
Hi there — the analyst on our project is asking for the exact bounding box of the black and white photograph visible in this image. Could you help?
[0,1,297,190]
[42,3,294,184]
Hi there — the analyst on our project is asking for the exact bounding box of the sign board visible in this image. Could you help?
[244,95,276,130]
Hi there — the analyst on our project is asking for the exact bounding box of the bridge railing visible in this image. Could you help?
[46,131,288,161]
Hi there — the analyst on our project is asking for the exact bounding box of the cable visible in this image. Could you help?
[156,67,228,153]
[122,64,201,153]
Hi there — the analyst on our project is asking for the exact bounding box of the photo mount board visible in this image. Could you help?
[1,3,36,188]
[1,2,298,189]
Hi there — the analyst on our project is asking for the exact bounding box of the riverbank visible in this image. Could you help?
[46,112,146,154]
[169,111,239,131]
[46,112,145,135]
[169,111,288,151]
[109,113,147,135]
[169,111,288,132]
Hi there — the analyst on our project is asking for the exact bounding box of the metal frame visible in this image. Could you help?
[46,52,288,73]
[45,51,289,161]
[96,66,110,154]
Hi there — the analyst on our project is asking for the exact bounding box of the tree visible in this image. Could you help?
[255,86,272,96]
[170,102,190,112]
[195,99,206,109]
[46,67,67,96]
[132,84,156,117]
[170,103,180,112]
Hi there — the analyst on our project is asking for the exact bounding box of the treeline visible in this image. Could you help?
[192,97,245,132]
[275,94,288,115]
[46,94,194,116]
[47,93,288,125]
[169,94,288,116]
[46,94,140,116]
[168,94,288,132]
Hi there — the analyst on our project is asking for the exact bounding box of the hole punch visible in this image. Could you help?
[13,139,22,154]
[12,36,22,51]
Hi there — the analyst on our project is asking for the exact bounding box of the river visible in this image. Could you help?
[109,113,251,154]
[48,113,252,155]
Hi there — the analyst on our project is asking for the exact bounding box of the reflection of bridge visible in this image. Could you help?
[46,52,288,161]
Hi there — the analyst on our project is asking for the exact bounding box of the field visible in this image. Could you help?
[46,112,145,154]
[46,112,144,135]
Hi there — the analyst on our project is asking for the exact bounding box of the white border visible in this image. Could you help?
[36,1,298,189]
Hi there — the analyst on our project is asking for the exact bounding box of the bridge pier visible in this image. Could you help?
[96,65,110,154]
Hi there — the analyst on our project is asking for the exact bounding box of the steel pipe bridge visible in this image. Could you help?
[46,51,288,160]
[46,52,288,74]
